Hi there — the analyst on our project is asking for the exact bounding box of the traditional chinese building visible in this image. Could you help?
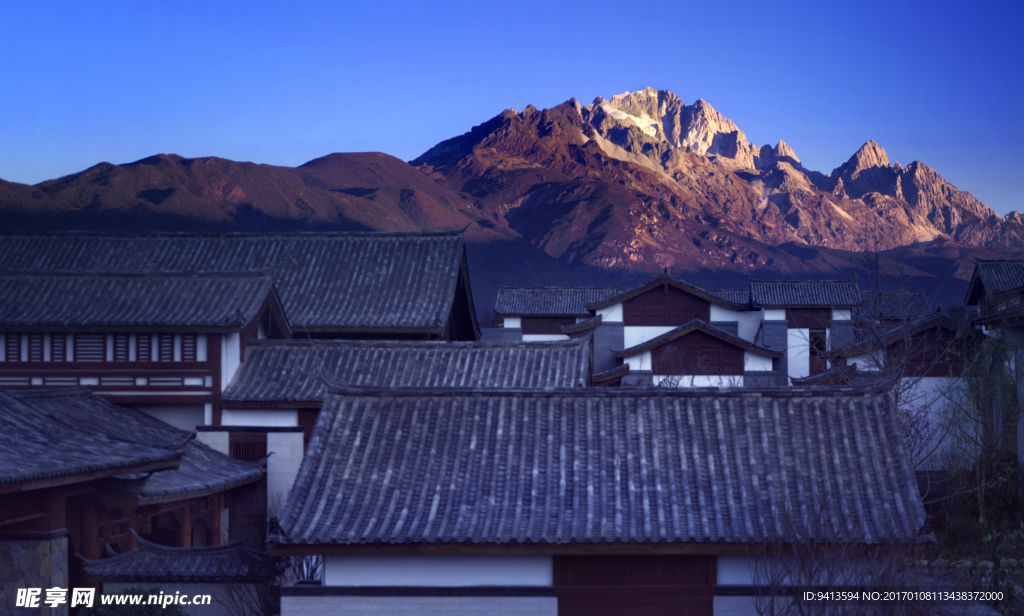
[271,385,927,616]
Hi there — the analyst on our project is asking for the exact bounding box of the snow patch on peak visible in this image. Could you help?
[599,102,659,137]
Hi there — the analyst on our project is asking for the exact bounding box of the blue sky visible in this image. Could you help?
[2,1,1022,214]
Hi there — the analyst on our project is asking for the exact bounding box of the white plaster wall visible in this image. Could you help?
[324,555,553,587]
[652,375,743,388]
[899,376,959,471]
[744,352,772,372]
[282,596,557,616]
[787,328,810,380]
[133,403,206,432]
[763,308,786,320]
[624,350,652,372]
[196,334,207,362]
[832,308,852,321]
[623,326,675,349]
[710,305,762,341]
[221,408,298,427]
[597,303,623,323]
[267,432,304,510]
[503,317,522,329]
[849,351,884,371]
[196,431,230,455]
[522,334,570,342]
[220,333,241,392]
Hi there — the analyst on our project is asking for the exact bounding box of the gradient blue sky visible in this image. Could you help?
[2,1,1022,214]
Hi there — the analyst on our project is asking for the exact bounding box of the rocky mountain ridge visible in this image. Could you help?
[415,88,1021,271]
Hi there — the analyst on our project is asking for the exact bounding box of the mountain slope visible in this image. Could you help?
[415,88,1023,271]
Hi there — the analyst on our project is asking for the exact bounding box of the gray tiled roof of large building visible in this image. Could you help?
[494,287,619,316]
[751,280,860,307]
[12,389,262,500]
[973,260,1024,296]
[276,386,926,547]
[0,389,182,487]
[858,291,932,321]
[81,532,271,583]
[222,338,592,402]
[0,272,275,328]
[705,288,751,305]
[0,230,467,331]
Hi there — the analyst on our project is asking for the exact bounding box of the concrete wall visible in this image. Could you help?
[1,531,68,616]
[282,595,557,616]
[324,555,552,587]
[593,323,624,374]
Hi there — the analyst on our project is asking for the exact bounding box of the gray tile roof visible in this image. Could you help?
[222,338,592,403]
[0,272,276,328]
[12,388,262,500]
[81,531,271,583]
[858,291,932,321]
[0,388,182,487]
[276,386,926,547]
[973,260,1024,296]
[478,325,522,342]
[705,288,752,305]
[750,280,860,307]
[0,230,468,332]
[494,287,618,316]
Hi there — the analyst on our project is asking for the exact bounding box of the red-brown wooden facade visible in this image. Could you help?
[623,285,711,326]
[651,331,744,375]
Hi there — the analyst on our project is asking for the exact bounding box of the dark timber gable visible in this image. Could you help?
[623,284,711,326]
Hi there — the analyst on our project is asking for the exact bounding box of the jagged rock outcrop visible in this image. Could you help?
[415,88,1021,272]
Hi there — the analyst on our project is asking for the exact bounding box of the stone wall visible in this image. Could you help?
[1,530,69,616]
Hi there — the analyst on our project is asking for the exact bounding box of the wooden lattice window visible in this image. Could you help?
[158,335,174,362]
[113,334,130,362]
[5,334,19,362]
[181,334,197,362]
[137,334,152,362]
[74,334,105,362]
[51,334,66,362]
[27,334,44,362]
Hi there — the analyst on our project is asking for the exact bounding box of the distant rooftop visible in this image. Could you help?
[494,287,618,316]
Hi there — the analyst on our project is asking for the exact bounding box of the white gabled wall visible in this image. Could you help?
[503,317,522,329]
[787,328,810,380]
[763,308,786,320]
[710,305,763,342]
[653,375,743,387]
[221,408,298,427]
[744,352,772,372]
[624,350,652,372]
[221,333,241,392]
[832,308,852,321]
[522,334,570,342]
[597,303,623,323]
[267,432,304,509]
[324,555,553,587]
[623,326,675,350]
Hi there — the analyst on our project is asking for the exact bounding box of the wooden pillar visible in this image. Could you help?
[81,506,100,560]
[179,504,192,548]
